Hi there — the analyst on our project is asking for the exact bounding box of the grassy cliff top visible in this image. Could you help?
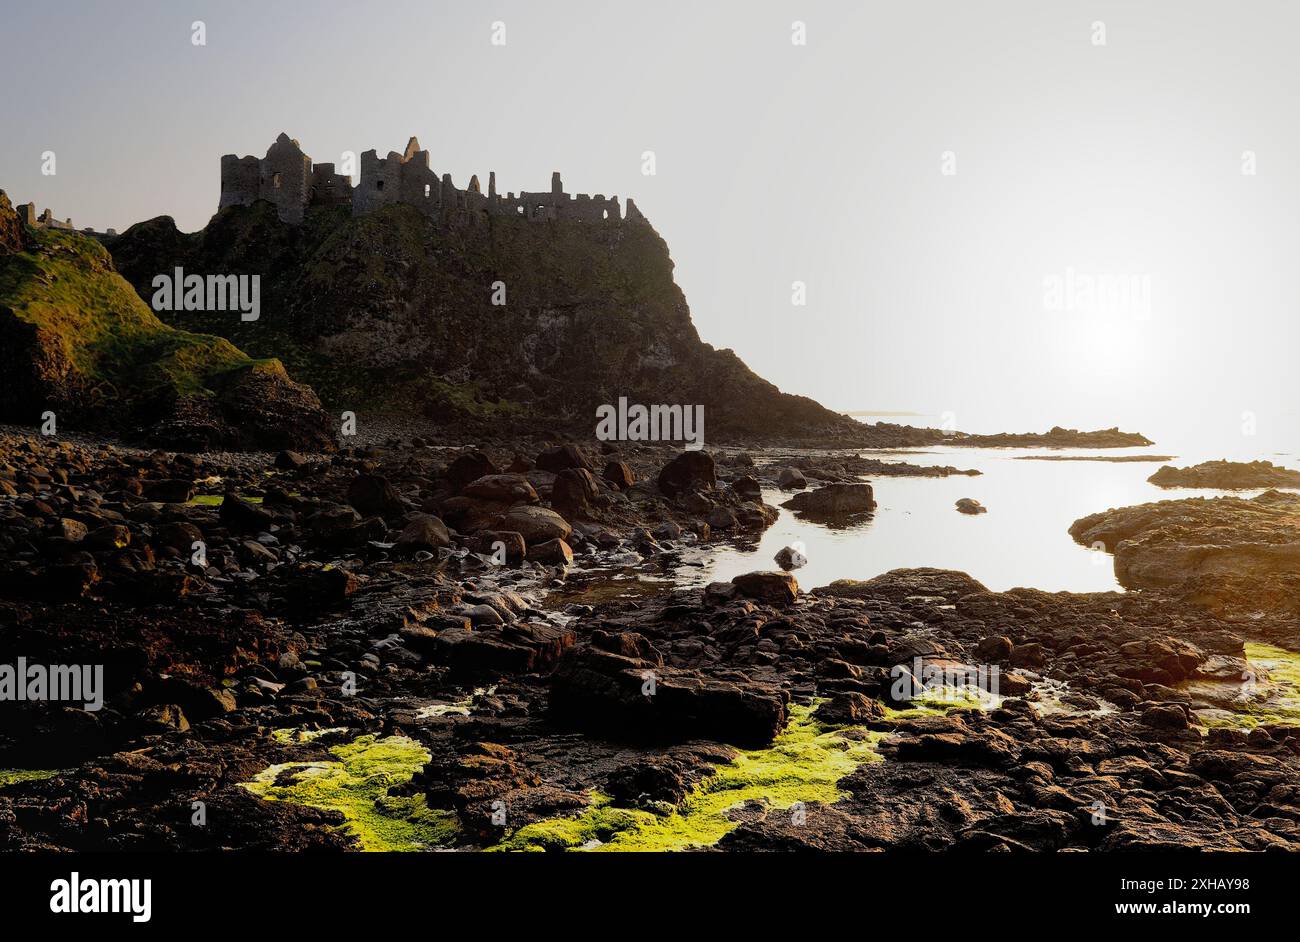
[0,222,277,400]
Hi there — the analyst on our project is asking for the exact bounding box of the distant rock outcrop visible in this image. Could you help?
[1148,460,1300,490]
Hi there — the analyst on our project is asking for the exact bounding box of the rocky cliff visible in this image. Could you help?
[107,202,879,444]
[0,189,334,452]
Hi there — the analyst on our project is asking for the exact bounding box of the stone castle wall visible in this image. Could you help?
[14,201,116,237]
[219,132,648,227]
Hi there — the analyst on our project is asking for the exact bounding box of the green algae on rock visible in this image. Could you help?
[491,702,884,852]
[1189,643,1300,729]
[241,733,458,851]
[0,769,60,788]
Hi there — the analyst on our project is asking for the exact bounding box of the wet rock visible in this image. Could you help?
[774,545,808,571]
[777,467,806,489]
[395,514,451,553]
[274,449,309,470]
[526,538,573,567]
[782,483,875,516]
[657,450,716,499]
[955,498,987,515]
[470,530,526,564]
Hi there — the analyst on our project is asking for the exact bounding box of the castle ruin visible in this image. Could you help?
[15,202,116,237]
[219,133,647,227]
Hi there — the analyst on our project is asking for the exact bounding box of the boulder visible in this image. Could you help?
[782,483,875,516]
[527,538,574,566]
[552,468,601,516]
[657,450,716,499]
[955,498,987,515]
[774,545,808,570]
[395,514,451,552]
[497,505,572,544]
[446,451,500,491]
[471,530,526,564]
[777,467,807,489]
[462,474,539,504]
[731,571,799,606]
[536,444,593,473]
[550,644,787,748]
[603,460,635,490]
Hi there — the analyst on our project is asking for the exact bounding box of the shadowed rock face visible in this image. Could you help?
[0,189,335,452]
[1070,490,1300,617]
[105,203,891,445]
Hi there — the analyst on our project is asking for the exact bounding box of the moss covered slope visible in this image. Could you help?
[0,189,334,451]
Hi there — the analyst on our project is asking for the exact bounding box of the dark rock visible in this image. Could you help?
[219,494,273,533]
[526,538,573,566]
[657,450,717,499]
[731,571,799,606]
[782,483,875,516]
[395,515,450,553]
[603,460,635,490]
[347,474,403,516]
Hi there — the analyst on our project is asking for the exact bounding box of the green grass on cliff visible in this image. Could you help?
[0,225,273,400]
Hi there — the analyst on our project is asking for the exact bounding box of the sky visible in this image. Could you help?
[2,0,1297,452]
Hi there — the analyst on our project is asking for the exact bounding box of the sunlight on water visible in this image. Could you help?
[686,445,1300,593]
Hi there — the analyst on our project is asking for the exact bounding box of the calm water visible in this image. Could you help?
[683,445,1300,594]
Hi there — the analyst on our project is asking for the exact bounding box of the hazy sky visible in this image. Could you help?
[3,0,1297,450]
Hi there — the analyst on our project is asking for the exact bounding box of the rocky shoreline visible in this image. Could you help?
[1,427,1297,852]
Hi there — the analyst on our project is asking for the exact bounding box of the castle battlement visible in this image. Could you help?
[219,132,648,227]
[14,201,116,237]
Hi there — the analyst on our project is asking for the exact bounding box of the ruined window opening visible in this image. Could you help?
[376,180,384,191]
[271,173,282,189]
[424,184,431,198]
